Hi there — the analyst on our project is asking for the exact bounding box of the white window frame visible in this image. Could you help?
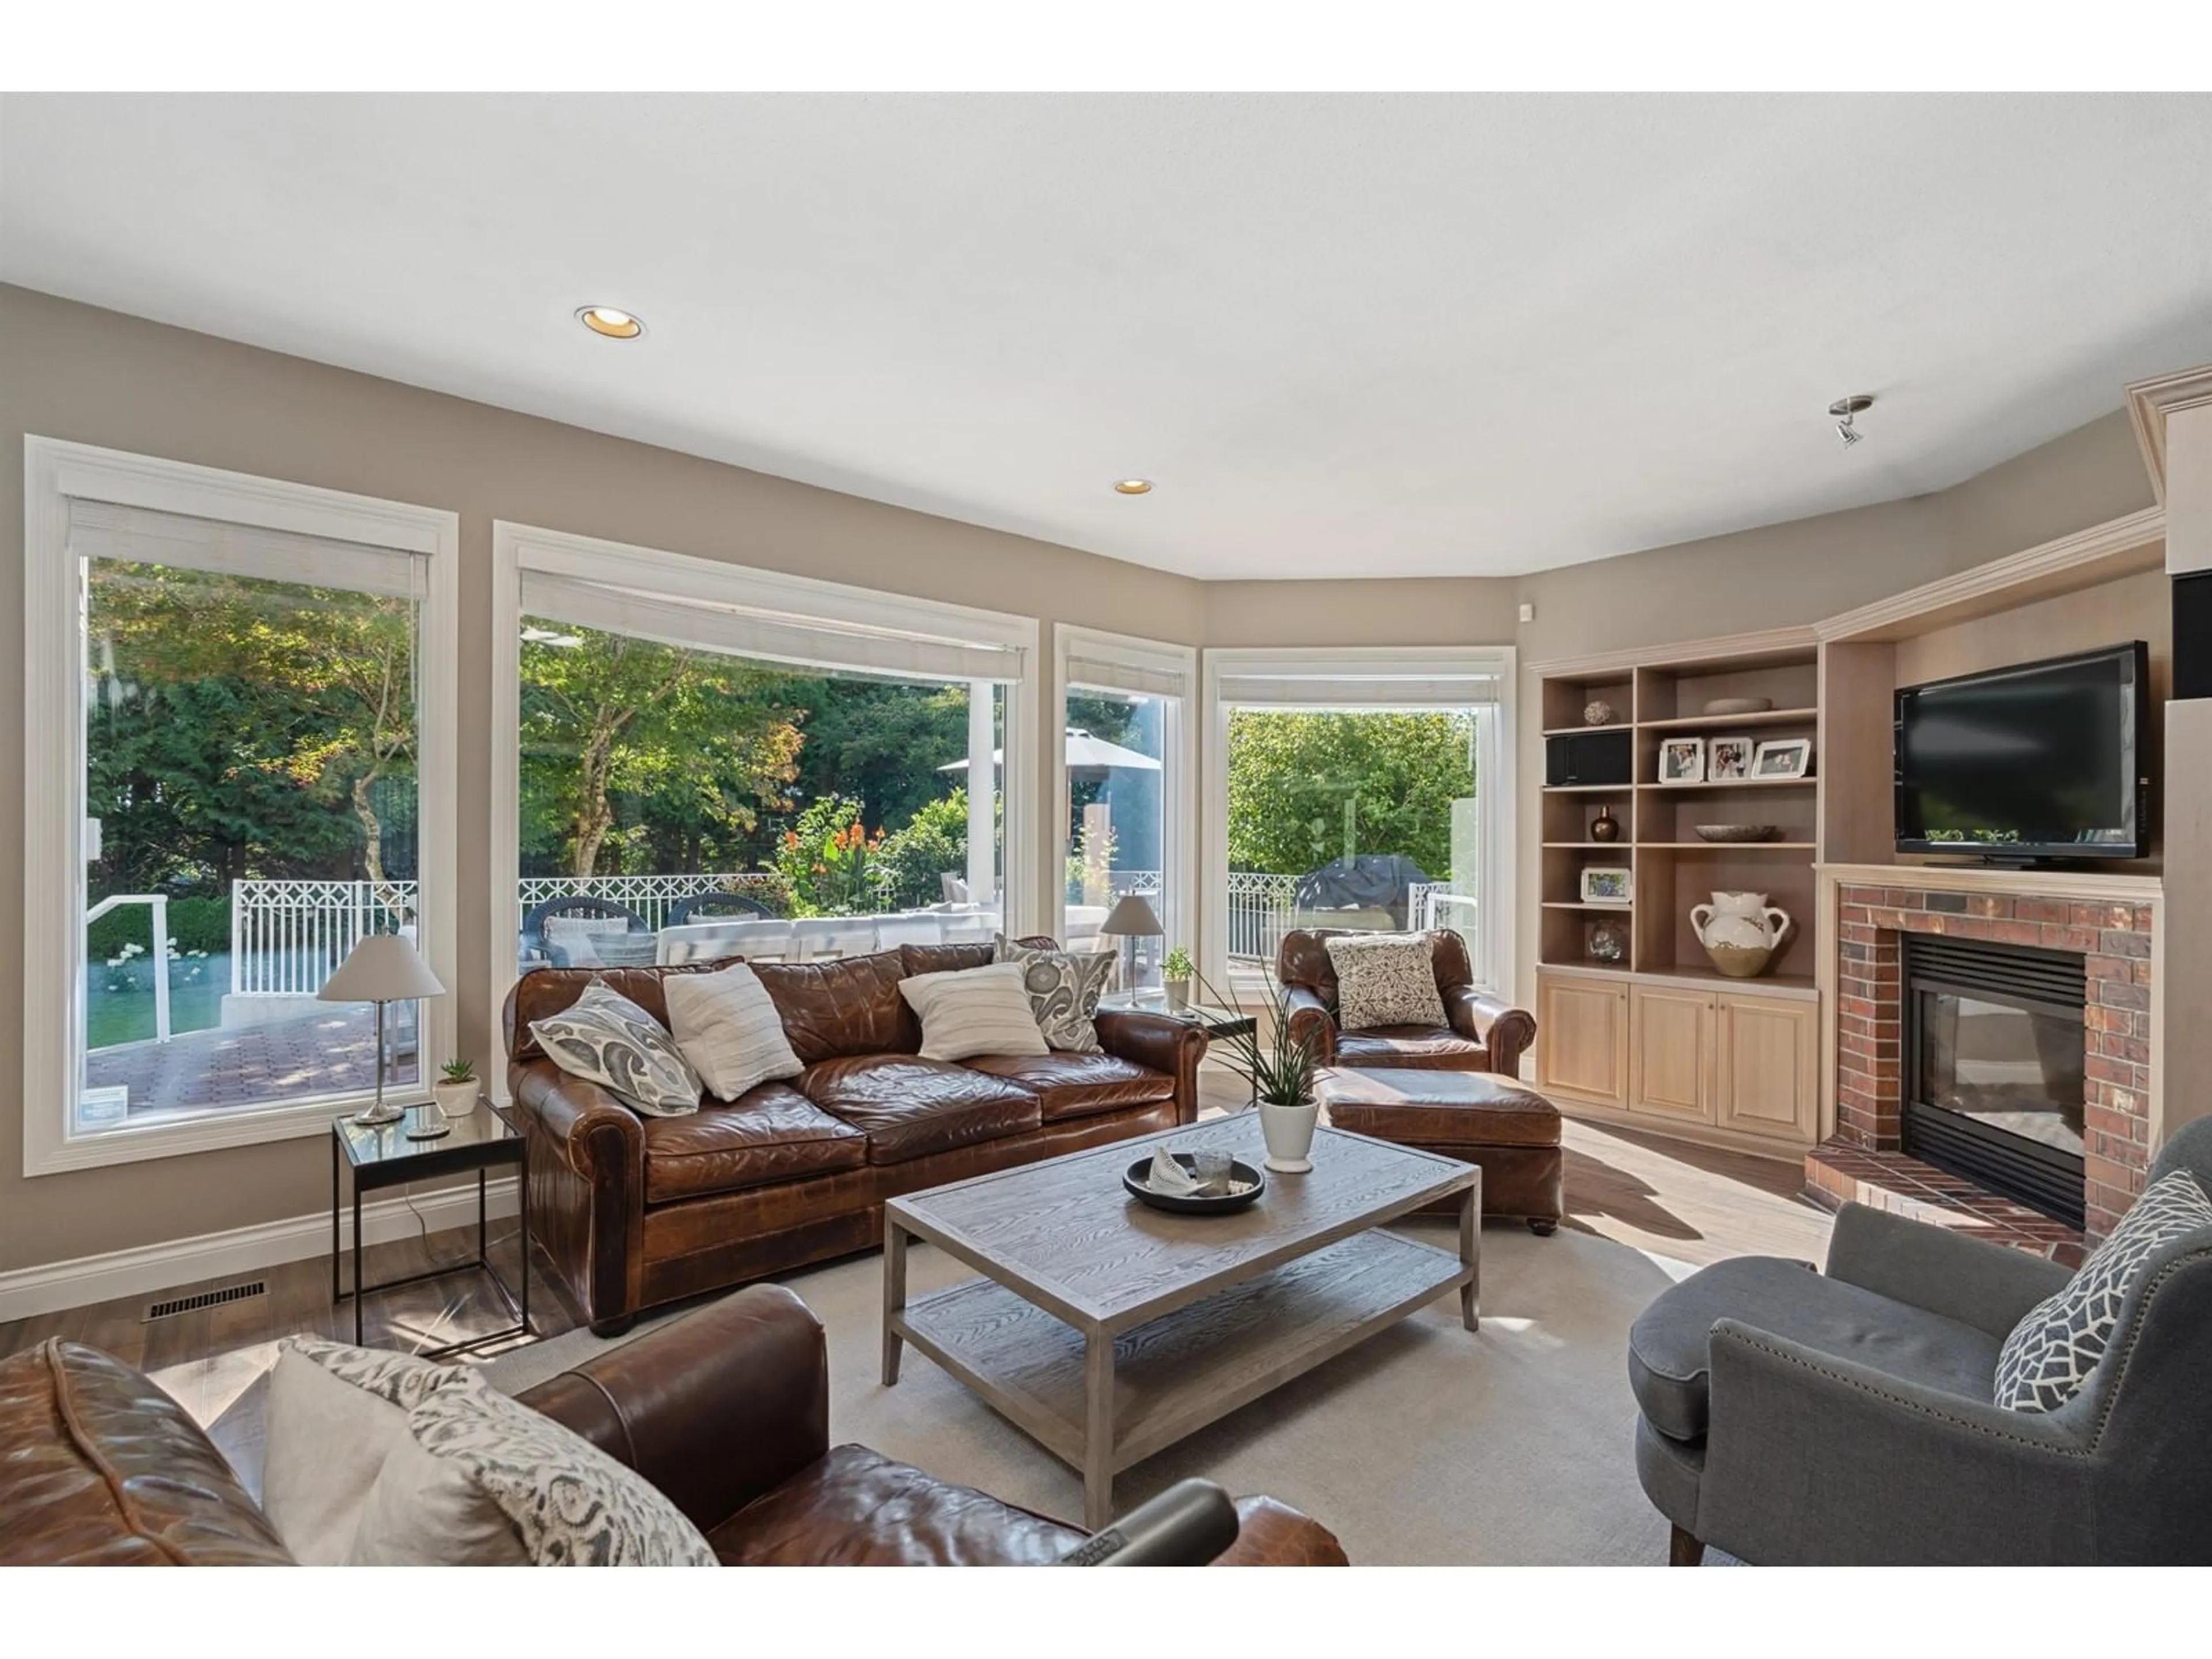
[22,437,459,1176]
[490,521,1041,1090]
[1200,645,1517,998]
[1052,626,1198,965]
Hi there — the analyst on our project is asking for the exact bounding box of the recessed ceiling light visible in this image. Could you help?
[577,305,645,340]
[1112,479,1153,495]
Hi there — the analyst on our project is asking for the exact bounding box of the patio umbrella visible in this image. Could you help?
[940,726,1162,779]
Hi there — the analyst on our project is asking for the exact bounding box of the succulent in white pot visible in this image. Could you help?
[1197,974,1323,1173]
[432,1058,481,1121]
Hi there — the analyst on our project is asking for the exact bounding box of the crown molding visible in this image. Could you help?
[2126,363,2212,507]
[1816,506,2166,643]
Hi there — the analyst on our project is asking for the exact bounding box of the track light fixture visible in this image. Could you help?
[1830,394,1874,448]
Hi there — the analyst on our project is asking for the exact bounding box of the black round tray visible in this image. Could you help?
[1122,1153,1267,1215]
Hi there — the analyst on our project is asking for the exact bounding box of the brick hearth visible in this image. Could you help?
[1831,882,2154,1243]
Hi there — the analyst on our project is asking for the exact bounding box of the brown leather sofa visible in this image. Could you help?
[505,941,1205,1335]
[1278,927,1536,1075]
[0,1287,1347,1565]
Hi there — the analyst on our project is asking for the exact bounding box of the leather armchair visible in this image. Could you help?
[527,1285,1350,1565]
[1277,928,1535,1075]
[1629,1117,2212,1566]
[0,1286,1348,1566]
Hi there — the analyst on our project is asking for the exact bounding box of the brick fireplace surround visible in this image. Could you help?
[1817,877,2157,1245]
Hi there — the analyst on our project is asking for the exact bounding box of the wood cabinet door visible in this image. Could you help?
[1715,992,1818,1143]
[1536,974,1629,1107]
[1630,986,1715,1123]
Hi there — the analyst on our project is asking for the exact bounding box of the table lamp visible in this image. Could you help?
[1099,894,1164,1001]
[319,933,448,1134]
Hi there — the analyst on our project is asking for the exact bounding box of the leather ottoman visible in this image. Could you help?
[1316,1066,1565,1234]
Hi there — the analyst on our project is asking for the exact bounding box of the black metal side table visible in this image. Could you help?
[331,1101,530,1355]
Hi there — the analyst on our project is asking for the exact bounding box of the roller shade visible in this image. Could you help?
[1215,669,1502,707]
[521,569,1025,685]
[68,501,427,599]
[1065,647,1189,700]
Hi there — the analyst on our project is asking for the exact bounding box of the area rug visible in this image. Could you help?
[486,1219,1702,1567]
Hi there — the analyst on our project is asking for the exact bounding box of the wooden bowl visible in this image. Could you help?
[1694,824,1779,843]
[1702,696,1773,716]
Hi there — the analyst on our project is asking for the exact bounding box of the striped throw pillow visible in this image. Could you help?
[897,962,1051,1063]
[662,961,804,1101]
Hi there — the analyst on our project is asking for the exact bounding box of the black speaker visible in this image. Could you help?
[1546,728,1633,787]
[2175,570,2212,702]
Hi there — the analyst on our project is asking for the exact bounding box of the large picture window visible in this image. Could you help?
[493,525,1035,1028]
[24,443,457,1173]
[1203,649,1514,995]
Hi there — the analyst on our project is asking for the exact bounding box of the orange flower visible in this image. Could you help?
[783,830,800,850]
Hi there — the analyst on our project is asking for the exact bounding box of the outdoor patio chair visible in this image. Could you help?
[666,890,777,925]
[522,895,653,969]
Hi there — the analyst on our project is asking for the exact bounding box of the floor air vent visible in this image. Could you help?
[144,1281,266,1322]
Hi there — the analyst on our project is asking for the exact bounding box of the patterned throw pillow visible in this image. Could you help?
[1325,933,1449,1031]
[528,978,702,1116]
[897,962,1052,1062]
[994,935,1115,1052]
[1994,1168,2212,1412]
[388,1370,716,1566]
[662,960,804,1101]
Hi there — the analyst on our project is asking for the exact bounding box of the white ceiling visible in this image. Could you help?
[4,93,2210,580]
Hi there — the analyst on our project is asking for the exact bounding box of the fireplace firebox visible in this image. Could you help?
[1902,933,2087,1228]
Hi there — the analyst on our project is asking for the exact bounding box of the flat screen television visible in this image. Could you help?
[1894,642,2150,862]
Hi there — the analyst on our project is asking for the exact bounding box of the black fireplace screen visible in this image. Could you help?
[1902,934,2086,1227]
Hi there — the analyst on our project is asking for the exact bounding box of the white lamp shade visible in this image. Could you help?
[318,933,446,1003]
[1099,895,1164,937]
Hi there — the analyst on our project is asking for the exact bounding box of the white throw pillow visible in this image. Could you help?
[1994,1167,2212,1412]
[662,961,804,1101]
[528,977,702,1116]
[260,1338,472,1564]
[358,1369,717,1566]
[897,962,1051,1063]
[1325,933,1449,1030]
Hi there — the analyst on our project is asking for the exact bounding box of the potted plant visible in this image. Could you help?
[433,1058,480,1122]
[1196,975,1322,1173]
[1162,945,1195,1012]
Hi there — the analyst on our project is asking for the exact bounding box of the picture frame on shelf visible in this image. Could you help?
[1657,737,1705,785]
[1750,737,1814,779]
[1709,736,1753,781]
[1580,866,1633,905]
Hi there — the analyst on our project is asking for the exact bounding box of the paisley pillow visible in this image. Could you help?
[994,935,1115,1052]
[528,978,702,1116]
[1325,933,1448,1031]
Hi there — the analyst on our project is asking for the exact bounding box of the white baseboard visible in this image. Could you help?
[0,1177,520,1325]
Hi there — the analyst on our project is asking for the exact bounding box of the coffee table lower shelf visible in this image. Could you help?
[889,1228,1467,1525]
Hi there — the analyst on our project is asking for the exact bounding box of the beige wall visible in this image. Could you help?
[0,284,1204,1273]
[0,282,2166,1277]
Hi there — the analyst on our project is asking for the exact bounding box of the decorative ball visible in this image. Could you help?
[1583,700,1617,727]
[1588,920,1628,964]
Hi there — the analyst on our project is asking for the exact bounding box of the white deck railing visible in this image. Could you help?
[516,872,786,931]
[230,879,416,998]
[88,893,173,1040]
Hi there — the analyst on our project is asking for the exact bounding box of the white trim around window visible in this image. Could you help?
[21,438,459,1176]
[488,521,1042,1089]
[1052,626,1198,960]
[1199,644,1517,998]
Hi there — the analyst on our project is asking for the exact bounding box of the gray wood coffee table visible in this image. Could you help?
[882,1113,1479,1527]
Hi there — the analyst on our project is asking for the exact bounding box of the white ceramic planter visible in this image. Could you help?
[1259,1100,1319,1173]
[1165,978,1190,1012]
[431,1080,480,1120]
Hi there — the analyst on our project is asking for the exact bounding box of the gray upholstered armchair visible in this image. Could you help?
[1629,1116,2212,1566]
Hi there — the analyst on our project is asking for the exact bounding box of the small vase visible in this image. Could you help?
[1165,978,1190,1012]
[1260,1100,1319,1173]
[1590,808,1621,844]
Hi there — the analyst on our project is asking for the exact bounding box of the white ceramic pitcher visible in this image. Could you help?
[1690,891,1793,978]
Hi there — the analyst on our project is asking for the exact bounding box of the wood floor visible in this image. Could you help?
[0,1070,1831,1401]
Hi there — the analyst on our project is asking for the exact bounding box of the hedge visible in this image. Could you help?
[88,895,231,961]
